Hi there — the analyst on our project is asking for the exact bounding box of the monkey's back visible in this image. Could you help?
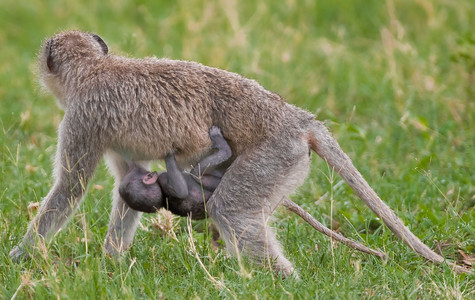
[85,56,313,162]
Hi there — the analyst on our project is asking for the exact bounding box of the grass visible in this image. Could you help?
[1,0,474,298]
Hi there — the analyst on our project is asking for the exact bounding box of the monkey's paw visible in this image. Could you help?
[209,126,222,137]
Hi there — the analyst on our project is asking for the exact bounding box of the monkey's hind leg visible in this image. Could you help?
[207,137,310,278]
[103,151,147,257]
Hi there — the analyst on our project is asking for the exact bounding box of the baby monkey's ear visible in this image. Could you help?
[142,172,158,185]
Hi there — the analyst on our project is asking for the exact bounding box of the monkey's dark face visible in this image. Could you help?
[119,167,165,213]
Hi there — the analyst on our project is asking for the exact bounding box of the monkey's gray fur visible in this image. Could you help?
[10,30,467,276]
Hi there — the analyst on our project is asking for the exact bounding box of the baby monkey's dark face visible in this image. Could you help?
[119,166,163,213]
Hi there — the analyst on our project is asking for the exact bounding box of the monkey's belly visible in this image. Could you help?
[113,143,213,169]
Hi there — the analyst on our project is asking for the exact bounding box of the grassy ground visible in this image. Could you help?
[1,0,474,298]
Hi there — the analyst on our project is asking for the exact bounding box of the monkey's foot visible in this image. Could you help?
[273,260,297,279]
[9,245,29,262]
[103,236,130,260]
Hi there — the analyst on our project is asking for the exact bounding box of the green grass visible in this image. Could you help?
[1,0,474,298]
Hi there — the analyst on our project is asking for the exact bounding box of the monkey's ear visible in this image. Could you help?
[46,39,56,73]
[142,172,158,185]
[91,34,108,55]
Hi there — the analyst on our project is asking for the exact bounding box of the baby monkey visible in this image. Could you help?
[119,126,231,219]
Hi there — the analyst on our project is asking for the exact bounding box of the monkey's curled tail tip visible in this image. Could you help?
[376,251,388,260]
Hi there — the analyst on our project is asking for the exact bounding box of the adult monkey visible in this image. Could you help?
[10,31,467,275]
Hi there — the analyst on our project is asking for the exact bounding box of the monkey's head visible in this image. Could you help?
[119,166,165,213]
[38,31,109,109]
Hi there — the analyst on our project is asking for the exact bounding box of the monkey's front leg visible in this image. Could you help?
[10,119,104,261]
[103,150,149,257]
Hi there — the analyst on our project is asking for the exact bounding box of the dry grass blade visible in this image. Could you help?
[151,209,179,241]
[186,217,226,291]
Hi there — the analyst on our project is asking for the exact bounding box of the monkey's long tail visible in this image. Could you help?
[282,198,387,259]
[309,121,470,274]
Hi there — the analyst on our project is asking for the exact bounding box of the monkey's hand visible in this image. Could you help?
[208,126,222,141]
